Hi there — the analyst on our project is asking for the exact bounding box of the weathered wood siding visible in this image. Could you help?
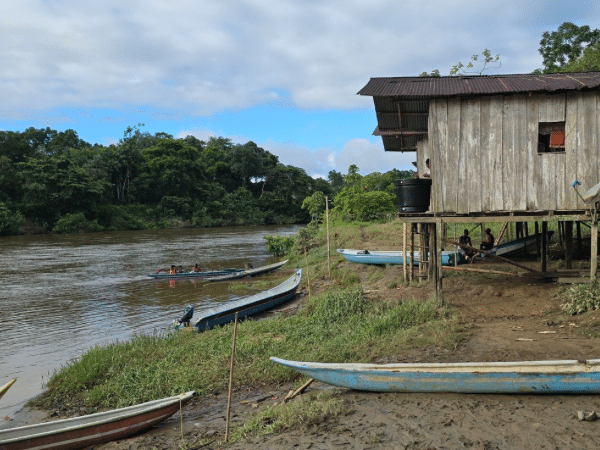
[428,92,598,213]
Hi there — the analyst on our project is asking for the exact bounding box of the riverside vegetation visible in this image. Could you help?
[29,218,600,444]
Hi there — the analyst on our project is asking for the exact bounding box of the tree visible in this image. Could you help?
[450,49,500,75]
[301,191,326,222]
[561,43,600,73]
[328,170,345,192]
[539,22,600,73]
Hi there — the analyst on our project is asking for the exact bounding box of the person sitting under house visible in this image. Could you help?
[458,229,474,261]
[480,228,495,251]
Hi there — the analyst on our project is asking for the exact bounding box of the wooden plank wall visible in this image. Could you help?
[429,92,598,213]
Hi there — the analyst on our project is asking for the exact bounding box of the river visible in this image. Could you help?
[0,225,299,420]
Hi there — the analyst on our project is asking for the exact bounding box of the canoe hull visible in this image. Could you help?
[188,269,302,332]
[0,379,16,401]
[270,357,600,394]
[148,260,287,281]
[337,249,463,266]
[0,392,195,450]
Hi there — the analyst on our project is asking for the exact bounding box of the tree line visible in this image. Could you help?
[0,125,411,235]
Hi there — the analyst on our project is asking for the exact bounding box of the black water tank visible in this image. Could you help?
[394,178,432,213]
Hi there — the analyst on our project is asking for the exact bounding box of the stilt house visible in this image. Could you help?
[358,72,600,214]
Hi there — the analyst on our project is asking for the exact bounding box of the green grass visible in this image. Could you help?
[229,389,346,442]
[32,288,461,414]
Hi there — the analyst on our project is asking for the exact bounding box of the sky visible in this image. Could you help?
[2,1,600,178]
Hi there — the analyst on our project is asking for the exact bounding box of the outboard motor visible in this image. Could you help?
[178,305,194,327]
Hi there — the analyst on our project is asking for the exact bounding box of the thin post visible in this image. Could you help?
[428,225,434,280]
[565,221,573,269]
[304,248,311,300]
[541,221,548,273]
[325,196,331,279]
[577,221,582,256]
[433,221,443,305]
[535,222,541,257]
[224,312,239,443]
[403,222,408,286]
[418,225,425,282]
[409,225,415,283]
[591,212,598,283]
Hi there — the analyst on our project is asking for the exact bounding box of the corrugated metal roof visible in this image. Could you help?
[357,72,600,98]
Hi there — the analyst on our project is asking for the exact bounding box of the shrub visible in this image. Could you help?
[560,282,600,315]
[263,234,295,256]
[0,203,24,235]
[53,213,104,233]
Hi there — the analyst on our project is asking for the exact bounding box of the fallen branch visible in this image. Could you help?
[283,378,314,403]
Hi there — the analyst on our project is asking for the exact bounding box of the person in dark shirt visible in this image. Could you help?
[458,229,474,260]
[480,228,495,251]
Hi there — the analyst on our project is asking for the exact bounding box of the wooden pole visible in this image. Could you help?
[325,196,331,279]
[591,211,598,283]
[428,225,434,280]
[305,248,311,300]
[409,225,415,283]
[436,221,443,305]
[541,221,548,273]
[565,221,573,269]
[418,225,425,282]
[535,222,541,257]
[577,221,582,256]
[403,222,408,286]
[224,312,239,443]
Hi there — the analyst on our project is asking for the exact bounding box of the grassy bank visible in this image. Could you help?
[32,219,463,416]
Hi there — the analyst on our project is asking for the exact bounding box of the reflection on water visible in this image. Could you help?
[0,225,298,420]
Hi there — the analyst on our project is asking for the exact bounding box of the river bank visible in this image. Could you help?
[5,221,600,449]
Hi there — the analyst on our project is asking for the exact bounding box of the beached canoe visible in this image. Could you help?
[270,357,600,394]
[0,378,16,401]
[489,231,553,257]
[337,249,464,266]
[147,260,287,280]
[181,269,302,332]
[0,391,195,450]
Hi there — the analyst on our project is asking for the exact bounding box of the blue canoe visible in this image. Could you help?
[181,269,302,332]
[337,249,465,266]
[270,357,600,394]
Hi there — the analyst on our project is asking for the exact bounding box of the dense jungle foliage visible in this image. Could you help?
[0,125,412,235]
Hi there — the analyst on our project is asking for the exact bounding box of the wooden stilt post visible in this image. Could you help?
[524,221,529,237]
[225,312,239,443]
[428,225,434,280]
[577,221,583,256]
[435,220,443,305]
[535,222,541,257]
[418,224,424,283]
[591,213,598,283]
[565,221,573,269]
[403,222,408,286]
[541,221,548,273]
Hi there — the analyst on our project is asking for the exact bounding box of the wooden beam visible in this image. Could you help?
[496,222,509,244]
[591,217,598,283]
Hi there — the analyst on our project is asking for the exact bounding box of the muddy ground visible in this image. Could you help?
[7,253,600,450]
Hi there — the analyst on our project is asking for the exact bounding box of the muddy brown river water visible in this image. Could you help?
[0,225,298,419]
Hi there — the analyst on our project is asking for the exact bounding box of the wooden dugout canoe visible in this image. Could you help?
[0,391,195,450]
[0,379,16,401]
[147,260,287,280]
[270,357,600,394]
[182,269,302,332]
[336,249,464,266]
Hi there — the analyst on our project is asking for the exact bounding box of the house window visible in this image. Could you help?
[538,122,565,153]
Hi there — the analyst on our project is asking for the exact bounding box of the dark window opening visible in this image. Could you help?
[538,122,565,153]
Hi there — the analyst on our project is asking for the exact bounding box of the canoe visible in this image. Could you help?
[270,357,600,394]
[0,378,16,401]
[489,231,553,257]
[336,249,464,266]
[0,391,195,450]
[182,269,302,332]
[147,260,287,280]
[206,260,289,282]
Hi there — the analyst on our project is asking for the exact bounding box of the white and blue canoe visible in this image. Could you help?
[270,357,600,394]
[182,269,302,332]
[337,249,464,266]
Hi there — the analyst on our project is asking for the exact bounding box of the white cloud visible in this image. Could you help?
[3,0,598,119]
